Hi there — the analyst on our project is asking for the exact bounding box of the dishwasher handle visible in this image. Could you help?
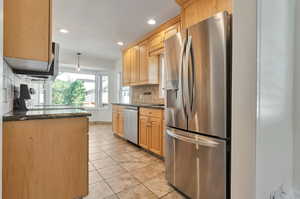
[124,107,138,111]
[166,129,219,148]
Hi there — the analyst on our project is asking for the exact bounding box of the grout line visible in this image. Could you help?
[88,124,173,199]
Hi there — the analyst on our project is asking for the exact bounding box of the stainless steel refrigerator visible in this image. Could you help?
[164,11,231,199]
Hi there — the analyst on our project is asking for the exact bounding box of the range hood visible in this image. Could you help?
[4,42,60,80]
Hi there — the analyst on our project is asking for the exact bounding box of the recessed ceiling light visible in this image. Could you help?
[147,19,156,25]
[59,29,69,34]
[117,41,124,46]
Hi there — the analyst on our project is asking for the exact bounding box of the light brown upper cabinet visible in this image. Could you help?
[122,16,180,86]
[148,32,165,56]
[4,0,52,68]
[130,46,140,85]
[149,22,180,56]
[164,23,181,41]
[139,41,149,84]
[122,46,140,86]
[176,0,232,29]
[122,44,159,86]
[122,49,132,86]
[138,41,159,85]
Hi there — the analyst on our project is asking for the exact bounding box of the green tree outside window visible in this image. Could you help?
[52,80,86,105]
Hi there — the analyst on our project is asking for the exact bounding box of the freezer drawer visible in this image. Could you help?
[165,127,227,199]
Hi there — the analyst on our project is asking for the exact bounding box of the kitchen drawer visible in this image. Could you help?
[113,105,125,112]
[140,108,163,118]
[112,105,119,112]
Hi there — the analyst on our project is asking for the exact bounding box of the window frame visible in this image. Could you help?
[46,67,110,110]
[98,74,110,107]
[117,72,131,103]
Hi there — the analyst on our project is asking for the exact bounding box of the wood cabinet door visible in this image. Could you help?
[112,111,119,134]
[147,56,159,84]
[139,116,149,149]
[122,49,131,86]
[148,117,163,156]
[131,46,140,84]
[4,0,52,62]
[164,23,180,41]
[148,32,164,55]
[180,0,232,29]
[3,118,88,199]
[118,111,124,137]
[139,41,149,83]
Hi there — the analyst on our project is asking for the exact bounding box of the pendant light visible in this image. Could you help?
[76,52,82,72]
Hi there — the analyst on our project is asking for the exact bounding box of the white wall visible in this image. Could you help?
[256,0,295,198]
[88,69,119,122]
[231,0,257,198]
[294,0,300,196]
[232,0,298,198]
[77,60,119,122]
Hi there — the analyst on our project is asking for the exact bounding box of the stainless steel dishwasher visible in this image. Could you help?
[124,106,139,144]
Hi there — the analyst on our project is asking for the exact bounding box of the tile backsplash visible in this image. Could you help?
[2,61,46,113]
[2,61,18,113]
[131,85,164,104]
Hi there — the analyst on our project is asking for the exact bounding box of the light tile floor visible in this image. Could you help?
[84,124,186,199]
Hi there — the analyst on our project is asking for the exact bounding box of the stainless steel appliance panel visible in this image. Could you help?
[164,30,188,130]
[124,107,138,144]
[186,12,230,139]
[165,127,227,199]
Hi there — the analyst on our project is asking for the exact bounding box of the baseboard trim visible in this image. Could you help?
[89,121,112,125]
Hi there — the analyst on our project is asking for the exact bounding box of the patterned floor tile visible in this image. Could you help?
[105,173,140,193]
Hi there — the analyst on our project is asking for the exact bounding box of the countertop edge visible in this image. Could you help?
[111,103,165,109]
[3,109,92,122]
[3,113,92,122]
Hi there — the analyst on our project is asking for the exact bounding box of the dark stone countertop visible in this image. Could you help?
[111,103,165,109]
[3,109,91,122]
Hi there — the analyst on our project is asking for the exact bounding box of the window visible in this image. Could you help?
[51,72,96,107]
[118,73,130,103]
[49,70,109,108]
[100,75,109,106]
[159,54,165,98]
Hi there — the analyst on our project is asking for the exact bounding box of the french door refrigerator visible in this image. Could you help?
[164,11,231,199]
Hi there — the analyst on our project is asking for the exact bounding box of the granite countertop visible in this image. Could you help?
[3,109,91,122]
[112,103,165,109]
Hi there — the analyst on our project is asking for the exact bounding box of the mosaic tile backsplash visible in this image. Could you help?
[131,84,164,105]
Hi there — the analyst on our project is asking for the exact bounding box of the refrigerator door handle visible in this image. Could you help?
[184,36,195,117]
[166,129,219,148]
[179,38,188,117]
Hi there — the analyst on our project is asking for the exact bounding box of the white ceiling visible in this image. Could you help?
[53,0,180,68]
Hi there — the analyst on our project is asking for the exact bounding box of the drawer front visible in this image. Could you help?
[140,108,162,118]
[113,105,125,112]
[112,105,119,112]
[118,106,125,112]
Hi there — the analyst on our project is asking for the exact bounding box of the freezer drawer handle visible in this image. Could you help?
[166,129,219,148]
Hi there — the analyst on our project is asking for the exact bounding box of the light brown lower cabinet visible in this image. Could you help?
[112,105,124,137]
[139,115,149,149]
[139,108,164,156]
[3,117,89,199]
